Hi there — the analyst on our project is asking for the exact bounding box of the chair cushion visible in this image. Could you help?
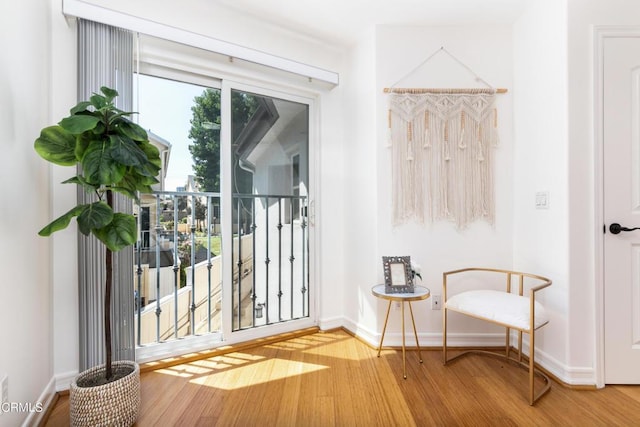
[445,290,549,331]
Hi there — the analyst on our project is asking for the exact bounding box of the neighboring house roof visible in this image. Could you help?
[234,97,279,169]
[234,97,307,169]
[147,130,172,181]
[147,129,172,151]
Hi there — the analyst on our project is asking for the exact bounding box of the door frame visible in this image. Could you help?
[594,25,640,388]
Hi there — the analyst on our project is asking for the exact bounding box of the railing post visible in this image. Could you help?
[265,196,270,324]
[190,194,196,334]
[154,194,162,343]
[301,197,308,317]
[289,199,295,318]
[173,194,179,339]
[277,198,283,321]
[236,196,243,329]
[251,197,257,326]
[135,243,142,346]
[207,195,213,333]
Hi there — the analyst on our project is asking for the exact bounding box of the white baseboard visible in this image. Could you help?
[338,315,597,386]
[318,315,343,331]
[21,377,56,427]
[55,370,78,392]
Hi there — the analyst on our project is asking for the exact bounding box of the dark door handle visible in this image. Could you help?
[609,223,640,234]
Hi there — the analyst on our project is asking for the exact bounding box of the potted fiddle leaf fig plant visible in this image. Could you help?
[34,86,161,426]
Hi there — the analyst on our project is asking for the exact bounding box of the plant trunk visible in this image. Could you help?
[105,190,113,380]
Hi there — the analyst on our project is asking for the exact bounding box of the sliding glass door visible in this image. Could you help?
[228,88,310,331]
[134,74,314,357]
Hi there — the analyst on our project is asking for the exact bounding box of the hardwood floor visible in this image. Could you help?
[43,329,640,426]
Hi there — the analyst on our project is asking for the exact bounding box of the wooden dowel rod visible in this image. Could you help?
[383,88,508,94]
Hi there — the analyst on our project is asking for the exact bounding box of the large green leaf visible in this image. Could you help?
[137,161,162,179]
[89,94,107,110]
[135,141,162,177]
[116,168,158,195]
[116,119,147,142]
[70,101,92,115]
[38,205,86,236]
[100,86,118,102]
[34,126,78,166]
[93,213,137,252]
[82,141,126,184]
[62,175,99,193]
[110,185,138,201]
[109,134,148,167]
[74,132,92,160]
[77,201,113,235]
[91,121,106,136]
[119,171,157,195]
[107,111,134,126]
[59,114,101,134]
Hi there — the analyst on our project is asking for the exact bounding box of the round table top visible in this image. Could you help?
[371,284,431,302]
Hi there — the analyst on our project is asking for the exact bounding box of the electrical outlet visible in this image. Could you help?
[0,374,7,404]
[431,295,442,310]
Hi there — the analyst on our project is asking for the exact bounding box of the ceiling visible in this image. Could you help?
[213,0,529,46]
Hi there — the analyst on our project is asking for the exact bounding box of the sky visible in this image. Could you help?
[134,75,209,192]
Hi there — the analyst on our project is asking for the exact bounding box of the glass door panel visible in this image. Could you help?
[134,75,224,348]
[230,89,310,330]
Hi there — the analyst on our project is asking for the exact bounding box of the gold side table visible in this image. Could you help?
[372,284,431,379]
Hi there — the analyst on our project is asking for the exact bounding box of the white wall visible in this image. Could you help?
[342,24,516,346]
[342,27,379,335]
[0,0,69,424]
[50,2,81,393]
[513,0,572,381]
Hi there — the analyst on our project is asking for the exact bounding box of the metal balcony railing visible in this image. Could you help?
[134,190,309,346]
[232,194,309,331]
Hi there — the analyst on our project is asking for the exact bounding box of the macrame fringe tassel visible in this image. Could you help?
[386,108,393,147]
[493,108,500,147]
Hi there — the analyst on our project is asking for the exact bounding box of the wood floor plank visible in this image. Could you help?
[42,329,640,426]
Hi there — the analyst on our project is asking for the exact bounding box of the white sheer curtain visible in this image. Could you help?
[77,19,135,370]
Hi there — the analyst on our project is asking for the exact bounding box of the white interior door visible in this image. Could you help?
[603,36,640,384]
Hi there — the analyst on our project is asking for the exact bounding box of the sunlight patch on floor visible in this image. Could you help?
[154,352,268,377]
[188,358,328,390]
[262,332,365,360]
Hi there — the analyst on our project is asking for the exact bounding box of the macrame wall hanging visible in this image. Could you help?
[384,47,507,229]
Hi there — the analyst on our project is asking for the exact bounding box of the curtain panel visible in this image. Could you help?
[77,19,136,370]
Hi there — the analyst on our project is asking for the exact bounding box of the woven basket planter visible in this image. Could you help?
[70,360,140,427]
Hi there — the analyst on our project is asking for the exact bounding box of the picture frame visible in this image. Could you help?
[382,256,414,293]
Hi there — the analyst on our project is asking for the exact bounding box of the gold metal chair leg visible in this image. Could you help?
[443,306,448,364]
[408,301,423,363]
[377,301,392,357]
[529,331,535,405]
